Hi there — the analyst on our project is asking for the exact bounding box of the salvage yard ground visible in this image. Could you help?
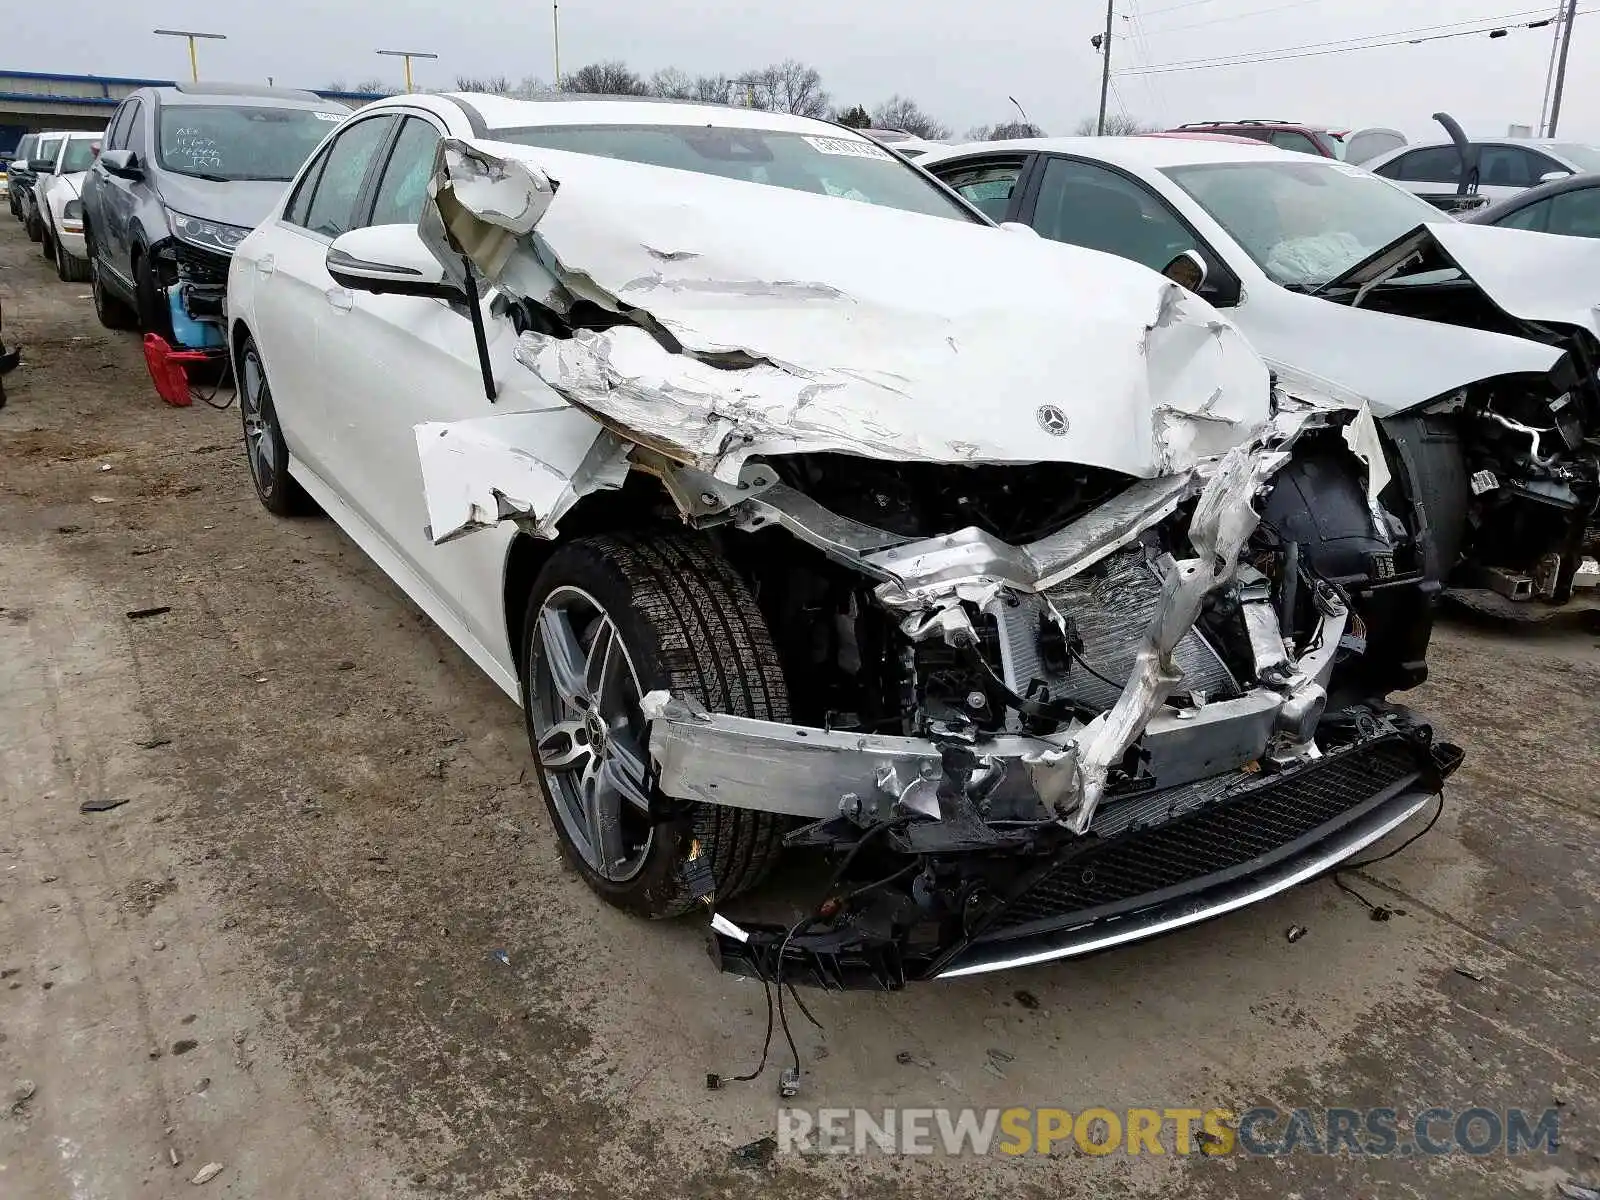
[0,222,1596,1199]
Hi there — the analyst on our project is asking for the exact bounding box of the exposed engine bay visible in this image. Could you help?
[402,136,1461,986]
[1318,230,1600,619]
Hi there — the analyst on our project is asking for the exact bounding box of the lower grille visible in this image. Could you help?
[985,738,1422,935]
[174,243,230,286]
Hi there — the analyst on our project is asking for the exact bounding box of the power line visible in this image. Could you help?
[1121,8,1564,74]
[1138,0,1227,17]
[1139,0,1324,36]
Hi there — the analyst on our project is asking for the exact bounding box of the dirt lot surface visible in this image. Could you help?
[0,219,1597,1200]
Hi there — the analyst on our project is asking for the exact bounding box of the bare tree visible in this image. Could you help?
[349,77,399,96]
[691,74,733,104]
[509,75,556,100]
[455,74,514,95]
[967,120,1044,140]
[324,79,347,92]
[560,60,649,96]
[648,67,695,99]
[871,96,950,141]
[835,103,872,129]
[734,60,830,118]
[1074,113,1157,136]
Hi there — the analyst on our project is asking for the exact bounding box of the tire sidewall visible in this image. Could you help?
[519,539,699,917]
[238,338,293,514]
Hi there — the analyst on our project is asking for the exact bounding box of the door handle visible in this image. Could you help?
[257,254,275,277]
[325,288,354,312]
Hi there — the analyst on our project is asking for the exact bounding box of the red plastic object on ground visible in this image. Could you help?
[142,333,212,407]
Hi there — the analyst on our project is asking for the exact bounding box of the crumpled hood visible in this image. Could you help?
[1321,220,1600,340]
[153,173,289,231]
[434,138,1274,481]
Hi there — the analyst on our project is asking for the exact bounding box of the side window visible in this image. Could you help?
[1479,145,1538,188]
[283,144,332,227]
[931,158,1024,222]
[1383,147,1460,184]
[1525,150,1570,184]
[1030,156,1198,273]
[1547,187,1600,238]
[1496,199,1551,232]
[302,116,394,239]
[104,105,130,151]
[123,101,146,157]
[1269,131,1322,156]
[369,117,443,227]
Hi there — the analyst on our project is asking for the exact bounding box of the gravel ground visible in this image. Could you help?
[0,217,1596,1199]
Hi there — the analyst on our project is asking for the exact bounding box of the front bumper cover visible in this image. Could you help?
[707,722,1461,989]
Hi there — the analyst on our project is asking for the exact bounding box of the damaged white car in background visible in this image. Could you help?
[227,95,1460,989]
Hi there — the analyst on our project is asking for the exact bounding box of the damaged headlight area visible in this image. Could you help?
[633,415,1459,988]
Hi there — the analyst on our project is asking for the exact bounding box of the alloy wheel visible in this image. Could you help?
[528,586,655,882]
[239,347,277,497]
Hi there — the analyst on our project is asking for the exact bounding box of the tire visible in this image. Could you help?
[238,334,310,516]
[133,248,174,341]
[24,207,41,242]
[86,227,137,330]
[55,236,88,283]
[40,222,54,260]
[521,533,790,918]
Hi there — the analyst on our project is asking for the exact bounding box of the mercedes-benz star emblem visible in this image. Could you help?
[1036,405,1070,436]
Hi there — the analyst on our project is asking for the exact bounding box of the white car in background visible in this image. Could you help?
[223,93,1457,986]
[37,130,104,281]
[922,136,1600,619]
[1362,136,1600,207]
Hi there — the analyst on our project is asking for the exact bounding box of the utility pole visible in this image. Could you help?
[1096,0,1115,135]
[553,2,562,87]
[1548,0,1579,136]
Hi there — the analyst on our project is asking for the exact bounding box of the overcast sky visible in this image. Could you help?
[12,0,1594,142]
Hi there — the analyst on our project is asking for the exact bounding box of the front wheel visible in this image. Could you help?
[54,235,88,282]
[87,228,137,330]
[521,534,791,918]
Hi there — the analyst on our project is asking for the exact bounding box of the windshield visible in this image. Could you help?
[158,105,341,182]
[1163,160,1449,288]
[1553,143,1600,172]
[60,138,98,173]
[491,123,977,221]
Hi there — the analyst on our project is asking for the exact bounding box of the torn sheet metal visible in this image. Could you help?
[420,139,561,305]
[1025,434,1285,833]
[1325,221,1600,340]
[436,139,1273,481]
[414,408,628,543]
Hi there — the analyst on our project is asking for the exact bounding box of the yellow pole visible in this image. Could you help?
[553,3,561,86]
[403,54,415,93]
[188,35,199,82]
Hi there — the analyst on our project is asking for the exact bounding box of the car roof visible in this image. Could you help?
[439,92,855,137]
[920,135,1318,171]
[149,83,342,111]
[1175,120,1343,133]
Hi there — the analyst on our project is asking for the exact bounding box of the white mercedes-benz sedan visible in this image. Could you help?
[225,93,1458,987]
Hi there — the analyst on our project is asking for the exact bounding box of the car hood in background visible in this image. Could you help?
[423,137,1275,483]
[154,173,291,231]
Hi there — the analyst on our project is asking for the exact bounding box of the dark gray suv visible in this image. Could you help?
[81,82,346,341]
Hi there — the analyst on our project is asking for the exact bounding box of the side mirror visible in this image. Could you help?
[998,221,1040,237]
[99,149,141,180]
[28,158,56,174]
[1540,170,1573,184]
[1161,249,1209,294]
[326,224,467,302]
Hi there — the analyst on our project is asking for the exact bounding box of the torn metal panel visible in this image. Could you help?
[414,409,628,544]
[421,139,562,306]
[433,138,1274,480]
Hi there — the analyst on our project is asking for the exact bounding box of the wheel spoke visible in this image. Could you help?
[581,764,628,880]
[584,617,617,701]
[601,736,653,812]
[536,718,591,772]
[537,607,588,706]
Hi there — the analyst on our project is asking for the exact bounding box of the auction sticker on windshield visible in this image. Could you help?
[315,112,343,122]
[803,135,893,160]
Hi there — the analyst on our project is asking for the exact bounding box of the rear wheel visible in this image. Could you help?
[521,534,790,918]
[87,227,137,330]
[238,335,310,516]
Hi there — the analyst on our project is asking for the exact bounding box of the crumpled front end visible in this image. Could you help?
[409,137,1458,984]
